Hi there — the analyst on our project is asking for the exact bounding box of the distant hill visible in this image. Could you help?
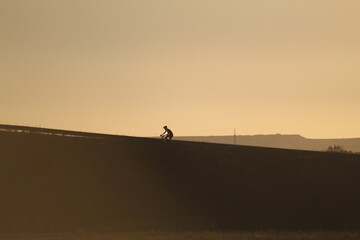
[1,124,360,233]
[175,134,360,152]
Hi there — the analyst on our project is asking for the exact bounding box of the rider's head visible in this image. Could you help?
[163,126,168,129]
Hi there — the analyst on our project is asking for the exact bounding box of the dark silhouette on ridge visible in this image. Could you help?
[160,125,173,142]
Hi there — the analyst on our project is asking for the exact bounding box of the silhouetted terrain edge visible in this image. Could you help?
[175,134,360,152]
[1,125,360,233]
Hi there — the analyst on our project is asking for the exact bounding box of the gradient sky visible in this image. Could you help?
[1,0,360,138]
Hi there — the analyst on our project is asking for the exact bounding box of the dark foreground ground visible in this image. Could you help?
[1,125,360,233]
[1,231,360,240]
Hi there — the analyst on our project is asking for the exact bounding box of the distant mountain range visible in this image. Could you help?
[175,134,360,152]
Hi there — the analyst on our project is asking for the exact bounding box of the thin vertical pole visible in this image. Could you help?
[234,128,236,145]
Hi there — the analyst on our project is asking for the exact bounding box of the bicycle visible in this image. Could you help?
[160,134,172,143]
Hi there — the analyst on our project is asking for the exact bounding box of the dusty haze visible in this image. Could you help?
[1,0,359,138]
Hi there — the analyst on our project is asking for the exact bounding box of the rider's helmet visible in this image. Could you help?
[163,126,167,129]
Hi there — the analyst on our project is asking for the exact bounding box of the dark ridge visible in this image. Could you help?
[1,124,360,233]
[0,124,121,139]
[175,134,360,152]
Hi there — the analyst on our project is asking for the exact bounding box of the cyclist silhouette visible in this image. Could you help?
[160,126,173,142]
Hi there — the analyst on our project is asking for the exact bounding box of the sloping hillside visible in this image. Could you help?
[175,134,360,152]
[1,125,360,233]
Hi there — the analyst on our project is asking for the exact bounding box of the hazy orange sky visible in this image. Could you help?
[1,0,360,138]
